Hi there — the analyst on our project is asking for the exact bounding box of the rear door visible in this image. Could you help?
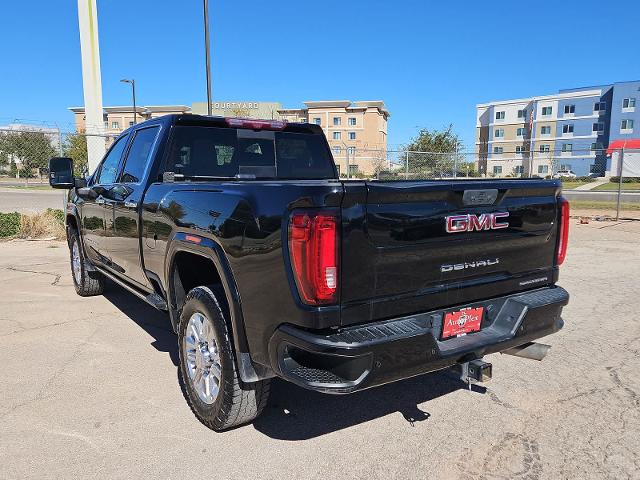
[105,125,161,289]
[339,179,561,325]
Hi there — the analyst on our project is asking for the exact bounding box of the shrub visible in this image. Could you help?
[0,212,21,237]
[45,208,65,225]
[20,209,65,239]
[609,176,640,183]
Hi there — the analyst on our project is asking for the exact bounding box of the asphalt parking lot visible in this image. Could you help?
[0,187,64,213]
[1,221,639,479]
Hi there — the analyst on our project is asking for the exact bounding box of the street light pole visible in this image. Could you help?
[203,0,212,115]
[120,78,137,125]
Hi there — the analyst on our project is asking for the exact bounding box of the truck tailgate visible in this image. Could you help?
[340,180,562,326]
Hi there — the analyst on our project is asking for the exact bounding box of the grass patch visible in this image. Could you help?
[594,182,640,191]
[1,184,53,191]
[570,200,640,211]
[0,209,65,239]
[560,181,593,190]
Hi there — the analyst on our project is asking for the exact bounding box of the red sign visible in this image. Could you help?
[442,307,484,339]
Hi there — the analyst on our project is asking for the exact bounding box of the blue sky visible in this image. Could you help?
[0,0,638,149]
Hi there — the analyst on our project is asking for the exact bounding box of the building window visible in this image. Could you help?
[594,102,606,112]
[592,122,604,133]
[494,128,504,138]
[539,144,550,153]
[112,121,119,130]
[348,164,359,176]
[493,146,504,154]
[562,124,574,134]
[495,111,505,120]
[591,142,604,152]
[538,165,549,174]
[335,164,340,176]
[348,132,356,140]
[348,117,356,126]
[516,127,526,137]
[347,146,356,155]
[313,117,321,125]
[621,119,634,131]
[622,98,636,109]
[514,165,524,174]
[128,121,134,127]
[299,118,307,123]
[564,104,575,114]
[560,164,572,171]
[517,109,527,118]
[333,117,342,126]
[332,146,342,155]
[562,144,573,152]
[515,145,526,153]
[104,121,108,129]
[333,131,341,140]
[493,166,503,175]
[541,106,552,116]
[541,126,551,135]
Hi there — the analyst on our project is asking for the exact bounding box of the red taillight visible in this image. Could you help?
[288,211,339,305]
[557,197,570,265]
[225,117,286,130]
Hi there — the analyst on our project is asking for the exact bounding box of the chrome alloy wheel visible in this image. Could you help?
[183,312,222,405]
[71,239,82,285]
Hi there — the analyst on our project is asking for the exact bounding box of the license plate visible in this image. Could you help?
[441,306,484,339]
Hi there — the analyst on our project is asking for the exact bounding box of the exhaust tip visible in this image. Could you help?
[501,342,551,361]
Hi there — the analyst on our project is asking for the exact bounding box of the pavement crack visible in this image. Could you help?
[6,265,62,286]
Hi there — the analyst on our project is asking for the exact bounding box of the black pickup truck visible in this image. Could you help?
[49,114,570,431]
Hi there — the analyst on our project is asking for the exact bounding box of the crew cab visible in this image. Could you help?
[49,114,570,431]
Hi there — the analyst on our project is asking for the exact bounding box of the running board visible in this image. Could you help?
[95,266,168,311]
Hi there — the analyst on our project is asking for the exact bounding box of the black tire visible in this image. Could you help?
[68,227,105,297]
[178,285,270,431]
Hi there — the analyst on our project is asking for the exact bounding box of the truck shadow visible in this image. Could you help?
[101,282,179,367]
[100,282,486,440]
[254,373,485,440]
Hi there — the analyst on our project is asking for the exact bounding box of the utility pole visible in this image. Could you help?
[615,149,624,221]
[77,0,106,172]
[120,79,137,125]
[203,0,213,115]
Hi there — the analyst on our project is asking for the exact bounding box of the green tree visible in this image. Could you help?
[0,130,56,183]
[0,150,8,170]
[401,124,465,176]
[62,131,89,175]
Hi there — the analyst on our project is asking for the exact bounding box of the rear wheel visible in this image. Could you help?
[178,286,270,431]
[68,228,104,296]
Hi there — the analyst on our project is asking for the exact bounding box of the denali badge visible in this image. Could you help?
[445,212,509,233]
[440,258,500,273]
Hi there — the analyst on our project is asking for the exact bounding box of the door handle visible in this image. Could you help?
[124,201,138,209]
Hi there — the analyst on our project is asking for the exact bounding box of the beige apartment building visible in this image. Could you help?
[278,101,390,176]
[191,101,282,120]
[70,100,390,176]
[69,105,191,147]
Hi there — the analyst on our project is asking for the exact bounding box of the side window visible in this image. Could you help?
[119,127,160,183]
[96,134,129,185]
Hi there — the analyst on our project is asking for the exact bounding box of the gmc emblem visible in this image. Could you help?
[445,212,509,233]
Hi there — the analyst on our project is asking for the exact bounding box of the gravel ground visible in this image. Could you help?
[0,221,638,479]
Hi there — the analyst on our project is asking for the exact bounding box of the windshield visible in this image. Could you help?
[165,126,336,180]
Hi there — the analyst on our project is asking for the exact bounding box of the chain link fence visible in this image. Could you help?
[1,124,638,220]
[0,126,110,183]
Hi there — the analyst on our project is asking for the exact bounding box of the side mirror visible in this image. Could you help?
[48,157,74,189]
